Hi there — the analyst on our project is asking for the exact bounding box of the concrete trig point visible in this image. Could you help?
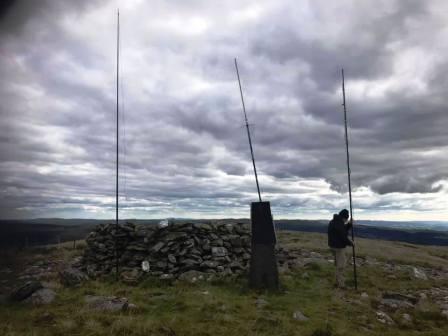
[249,201,279,289]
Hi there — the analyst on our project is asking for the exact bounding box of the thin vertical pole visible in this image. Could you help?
[115,9,120,280]
[342,68,358,290]
[234,58,262,202]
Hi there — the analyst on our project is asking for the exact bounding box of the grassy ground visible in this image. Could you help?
[0,231,447,336]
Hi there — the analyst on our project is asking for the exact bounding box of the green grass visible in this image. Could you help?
[0,231,447,335]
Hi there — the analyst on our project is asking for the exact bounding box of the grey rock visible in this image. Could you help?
[10,281,43,301]
[376,311,394,325]
[127,244,147,252]
[127,303,139,311]
[41,281,61,290]
[70,256,83,268]
[380,298,414,311]
[412,267,428,280]
[442,310,448,320]
[160,273,175,280]
[152,242,165,252]
[194,223,213,231]
[303,257,327,266]
[361,292,369,300]
[233,247,244,254]
[229,235,242,247]
[201,260,218,269]
[25,288,56,305]
[212,247,228,257]
[222,268,233,277]
[156,261,168,269]
[211,239,224,247]
[419,292,428,300]
[383,292,418,304]
[401,313,412,325]
[85,295,129,311]
[180,259,198,267]
[183,239,195,248]
[189,248,202,256]
[121,268,141,285]
[164,232,188,241]
[256,298,268,308]
[229,261,244,270]
[59,267,88,287]
[242,253,251,260]
[279,265,290,274]
[168,254,177,264]
[178,270,205,283]
[293,310,309,322]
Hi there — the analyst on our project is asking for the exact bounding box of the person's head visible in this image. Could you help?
[339,209,350,224]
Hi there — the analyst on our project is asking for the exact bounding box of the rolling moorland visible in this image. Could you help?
[0,227,447,336]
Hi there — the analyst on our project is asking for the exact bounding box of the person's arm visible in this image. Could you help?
[345,219,354,246]
[345,218,353,231]
[336,221,353,246]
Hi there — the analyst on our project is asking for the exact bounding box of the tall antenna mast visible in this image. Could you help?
[341,68,358,290]
[115,9,120,280]
[234,58,262,202]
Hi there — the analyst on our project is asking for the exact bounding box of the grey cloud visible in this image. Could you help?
[1,0,448,219]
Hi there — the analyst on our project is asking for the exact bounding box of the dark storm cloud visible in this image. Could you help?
[1,0,448,219]
[0,0,107,37]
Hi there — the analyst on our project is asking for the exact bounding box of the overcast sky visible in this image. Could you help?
[1,0,448,221]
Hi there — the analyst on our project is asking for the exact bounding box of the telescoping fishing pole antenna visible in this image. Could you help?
[235,58,278,290]
[115,9,120,281]
[341,68,358,290]
[234,58,262,202]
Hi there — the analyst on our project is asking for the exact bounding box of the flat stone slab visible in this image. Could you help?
[84,295,129,311]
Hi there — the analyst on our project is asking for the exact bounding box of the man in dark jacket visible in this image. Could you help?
[328,209,353,288]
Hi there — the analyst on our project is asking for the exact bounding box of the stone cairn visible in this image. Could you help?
[82,222,258,282]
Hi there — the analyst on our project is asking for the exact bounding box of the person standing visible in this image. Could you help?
[328,209,353,288]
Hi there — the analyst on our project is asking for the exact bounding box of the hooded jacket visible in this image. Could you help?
[328,214,353,248]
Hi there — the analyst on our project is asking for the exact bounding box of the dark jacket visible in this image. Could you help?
[328,214,353,248]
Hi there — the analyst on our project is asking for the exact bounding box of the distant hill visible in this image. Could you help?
[274,220,448,246]
[1,218,448,248]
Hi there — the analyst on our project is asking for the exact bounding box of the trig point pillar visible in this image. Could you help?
[249,201,279,290]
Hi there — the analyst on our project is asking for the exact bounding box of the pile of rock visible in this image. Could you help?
[82,222,255,280]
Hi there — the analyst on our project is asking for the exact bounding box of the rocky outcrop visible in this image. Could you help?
[59,267,88,287]
[9,280,43,302]
[9,281,56,305]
